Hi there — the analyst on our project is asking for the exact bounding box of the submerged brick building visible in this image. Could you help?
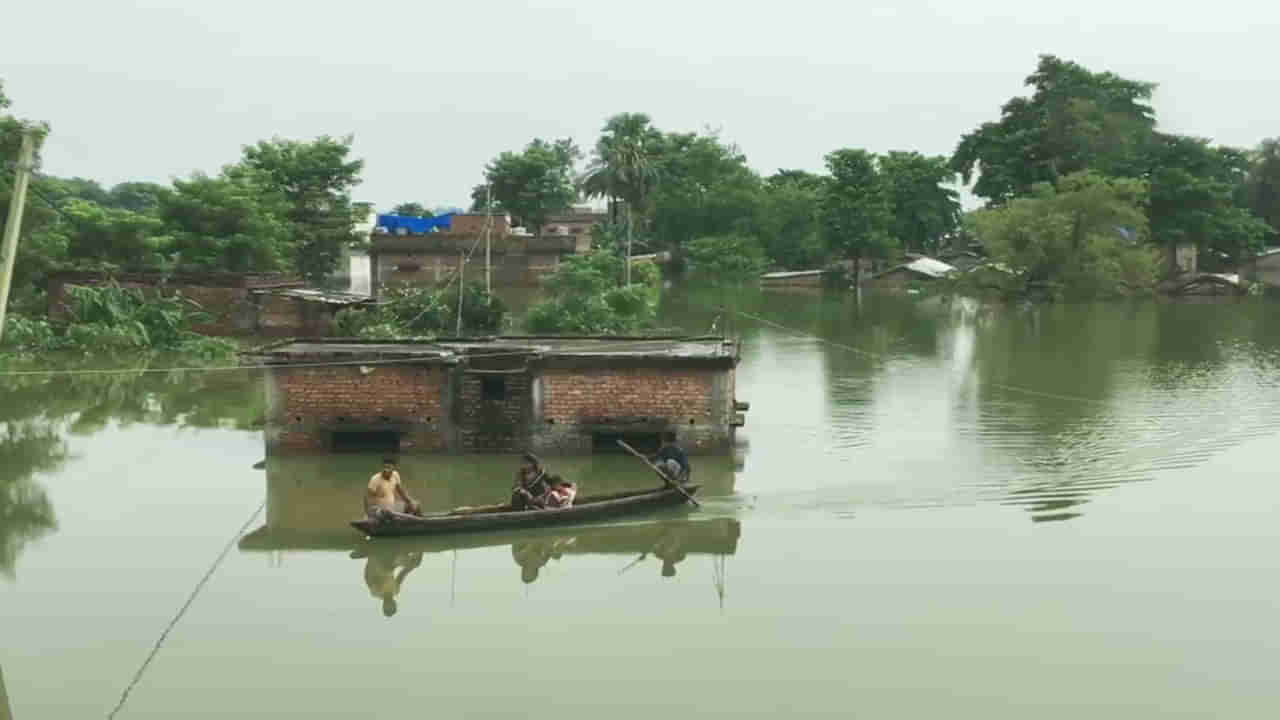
[253,337,747,455]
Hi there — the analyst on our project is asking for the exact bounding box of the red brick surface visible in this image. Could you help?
[541,369,714,423]
[276,366,444,424]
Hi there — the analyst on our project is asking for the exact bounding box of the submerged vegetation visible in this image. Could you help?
[334,283,507,338]
[525,249,660,334]
[1,284,236,357]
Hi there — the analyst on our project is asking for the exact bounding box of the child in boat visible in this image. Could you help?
[542,480,578,509]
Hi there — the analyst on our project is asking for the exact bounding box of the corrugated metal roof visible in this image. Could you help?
[761,270,827,279]
[905,257,957,278]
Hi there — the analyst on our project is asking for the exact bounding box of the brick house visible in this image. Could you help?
[251,337,748,456]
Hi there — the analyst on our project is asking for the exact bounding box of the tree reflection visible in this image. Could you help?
[0,356,264,578]
[0,422,61,578]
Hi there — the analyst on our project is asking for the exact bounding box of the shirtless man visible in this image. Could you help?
[365,458,422,522]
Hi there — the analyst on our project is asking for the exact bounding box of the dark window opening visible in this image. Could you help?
[332,430,400,453]
[591,431,662,455]
[481,376,506,402]
[395,263,422,272]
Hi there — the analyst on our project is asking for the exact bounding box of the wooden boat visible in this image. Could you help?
[351,484,700,538]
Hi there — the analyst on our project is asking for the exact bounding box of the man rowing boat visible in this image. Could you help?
[365,458,422,522]
[652,438,691,485]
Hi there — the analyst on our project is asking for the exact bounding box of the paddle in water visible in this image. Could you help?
[616,439,701,508]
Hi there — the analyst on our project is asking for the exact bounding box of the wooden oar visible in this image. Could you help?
[616,440,700,508]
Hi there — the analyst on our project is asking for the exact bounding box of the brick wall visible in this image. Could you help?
[445,214,511,236]
[270,365,448,452]
[541,369,715,424]
[275,365,444,424]
[456,372,531,452]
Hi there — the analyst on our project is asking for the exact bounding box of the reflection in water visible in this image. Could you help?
[355,545,423,617]
[0,360,265,578]
[0,423,60,579]
[0,663,11,720]
[249,517,742,617]
[242,453,738,550]
[663,287,1280,524]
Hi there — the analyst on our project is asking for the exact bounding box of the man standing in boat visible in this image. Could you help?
[366,458,422,522]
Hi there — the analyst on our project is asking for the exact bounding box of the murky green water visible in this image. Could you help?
[3,290,1280,718]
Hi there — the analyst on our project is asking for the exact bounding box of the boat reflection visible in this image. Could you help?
[240,452,739,550]
[247,517,742,617]
[356,518,740,610]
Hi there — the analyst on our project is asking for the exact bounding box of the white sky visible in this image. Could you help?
[4,0,1278,211]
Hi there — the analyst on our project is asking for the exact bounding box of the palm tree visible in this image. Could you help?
[581,113,663,284]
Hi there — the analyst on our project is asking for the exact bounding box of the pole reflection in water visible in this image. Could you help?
[0,664,11,720]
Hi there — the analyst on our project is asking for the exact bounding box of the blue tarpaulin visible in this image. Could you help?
[376,213,455,234]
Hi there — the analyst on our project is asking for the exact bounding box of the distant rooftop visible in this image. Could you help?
[251,336,737,365]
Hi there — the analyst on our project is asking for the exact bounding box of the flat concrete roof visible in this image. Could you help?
[251,336,738,364]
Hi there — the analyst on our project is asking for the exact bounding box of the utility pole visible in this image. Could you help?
[484,184,492,297]
[625,203,632,286]
[456,250,465,336]
[0,131,37,345]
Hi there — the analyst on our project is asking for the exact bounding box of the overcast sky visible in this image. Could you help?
[4,0,1278,211]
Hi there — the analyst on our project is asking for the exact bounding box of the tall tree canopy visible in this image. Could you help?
[484,138,580,237]
[1246,139,1280,246]
[820,149,893,274]
[878,152,961,253]
[952,55,1157,204]
[581,113,664,223]
[390,202,431,217]
[236,135,364,282]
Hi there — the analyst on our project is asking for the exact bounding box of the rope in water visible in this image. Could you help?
[106,499,265,720]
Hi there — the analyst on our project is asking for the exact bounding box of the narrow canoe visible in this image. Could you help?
[351,484,700,538]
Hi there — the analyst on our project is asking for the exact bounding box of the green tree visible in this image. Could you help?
[952,55,1157,204]
[582,113,664,225]
[757,170,826,269]
[1246,139,1280,247]
[820,149,893,284]
[524,251,659,334]
[60,199,168,266]
[878,151,961,253]
[236,135,365,282]
[484,138,580,238]
[1145,134,1269,269]
[685,235,767,282]
[107,181,171,214]
[649,130,763,252]
[162,172,292,271]
[970,172,1158,297]
[391,202,431,217]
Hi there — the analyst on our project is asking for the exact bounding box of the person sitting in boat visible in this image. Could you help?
[365,458,422,522]
[652,439,691,485]
[511,452,560,510]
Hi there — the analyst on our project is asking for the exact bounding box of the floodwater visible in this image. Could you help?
[3,289,1280,718]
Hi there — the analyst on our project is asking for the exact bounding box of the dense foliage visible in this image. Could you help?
[1,81,366,315]
[967,173,1160,298]
[334,283,506,338]
[0,284,236,356]
[951,55,1276,284]
[524,250,660,334]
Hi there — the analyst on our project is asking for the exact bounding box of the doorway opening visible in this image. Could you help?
[332,430,401,453]
[591,431,662,455]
